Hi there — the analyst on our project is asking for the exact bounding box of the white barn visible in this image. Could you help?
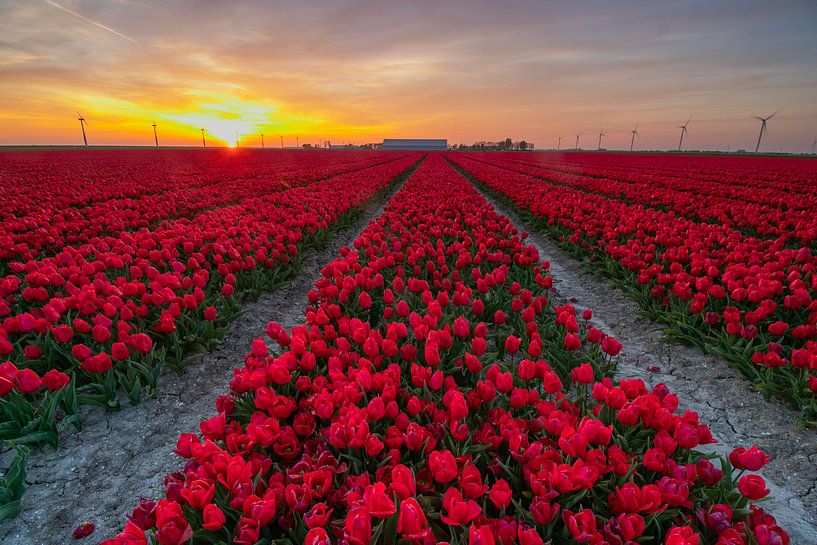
[381,138,448,151]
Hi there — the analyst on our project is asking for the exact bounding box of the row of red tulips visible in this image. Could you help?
[490,152,817,209]
[446,152,817,422]
[0,150,410,262]
[104,154,788,545]
[462,152,817,244]
[0,151,421,517]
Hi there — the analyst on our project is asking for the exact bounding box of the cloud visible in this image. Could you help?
[0,0,816,149]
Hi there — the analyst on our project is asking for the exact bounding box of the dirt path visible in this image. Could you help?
[473,187,817,543]
[0,180,406,545]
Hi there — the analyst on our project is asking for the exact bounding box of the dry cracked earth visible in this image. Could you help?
[1,175,816,544]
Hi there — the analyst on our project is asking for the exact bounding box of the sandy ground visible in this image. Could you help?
[474,188,817,543]
[0,179,405,545]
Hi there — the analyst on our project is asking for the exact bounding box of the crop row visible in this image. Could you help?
[0,152,421,516]
[462,152,817,244]
[0,151,411,261]
[446,152,817,422]
[103,154,788,545]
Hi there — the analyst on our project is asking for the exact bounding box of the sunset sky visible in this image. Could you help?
[1,0,816,151]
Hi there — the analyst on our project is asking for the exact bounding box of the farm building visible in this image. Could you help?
[381,138,448,150]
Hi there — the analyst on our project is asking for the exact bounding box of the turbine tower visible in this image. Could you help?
[811,137,816,155]
[261,134,264,148]
[754,111,778,153]
[201,128,206,148]
[575,134,581,150]
[152,121,158,147]
[235,132,240,148]
[557,136,561,151]
[678,118,691,151]
[597,128,606,150]
[77,113,88,146]
[629,123,639,152]
[280,135,284,149]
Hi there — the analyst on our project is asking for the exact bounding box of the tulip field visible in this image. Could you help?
[447,152,817,423]
[2,149,815,544]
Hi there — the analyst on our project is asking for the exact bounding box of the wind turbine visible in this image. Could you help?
[557,136,561,151]
[678,118,691,151]
[597,128,606,150]
[811,137,816,155]
[152,121,158,147]
[280,135,284,149]
[629,123,639,152]
[575,134,581,150]
[235,132,240,148]
[261,134,264,148]
[77,113,88,146]
[753,111,778,153]
[201,128,206,148]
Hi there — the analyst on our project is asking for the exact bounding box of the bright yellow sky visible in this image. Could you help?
[1,1,817,151]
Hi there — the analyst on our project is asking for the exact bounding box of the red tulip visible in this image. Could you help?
[154,500,192,545]
[390,464,416,500]
[468,524,496,545]
[363,482,396,518]
[504,335,521,354]
[441,487,481,525]
[344,506,372,545]
[201,504,225,531]
[42,369,70,391]
[111,342,131,361]
[397,498,429,540]
[304,528,332,545]
[562,509,599,543]
[489,479,512,509]
[564,333,581,351]
[98,522,146,545]
[429,450,458,483]
[453,316,470,338]
[81,352,112,374]
[180,479,215,510]
[738,475,769,500]
[15,368,42,393]
[729,446,771,471]
[665,526,700,545]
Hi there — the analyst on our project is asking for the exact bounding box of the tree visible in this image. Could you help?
[519,140,528,151]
